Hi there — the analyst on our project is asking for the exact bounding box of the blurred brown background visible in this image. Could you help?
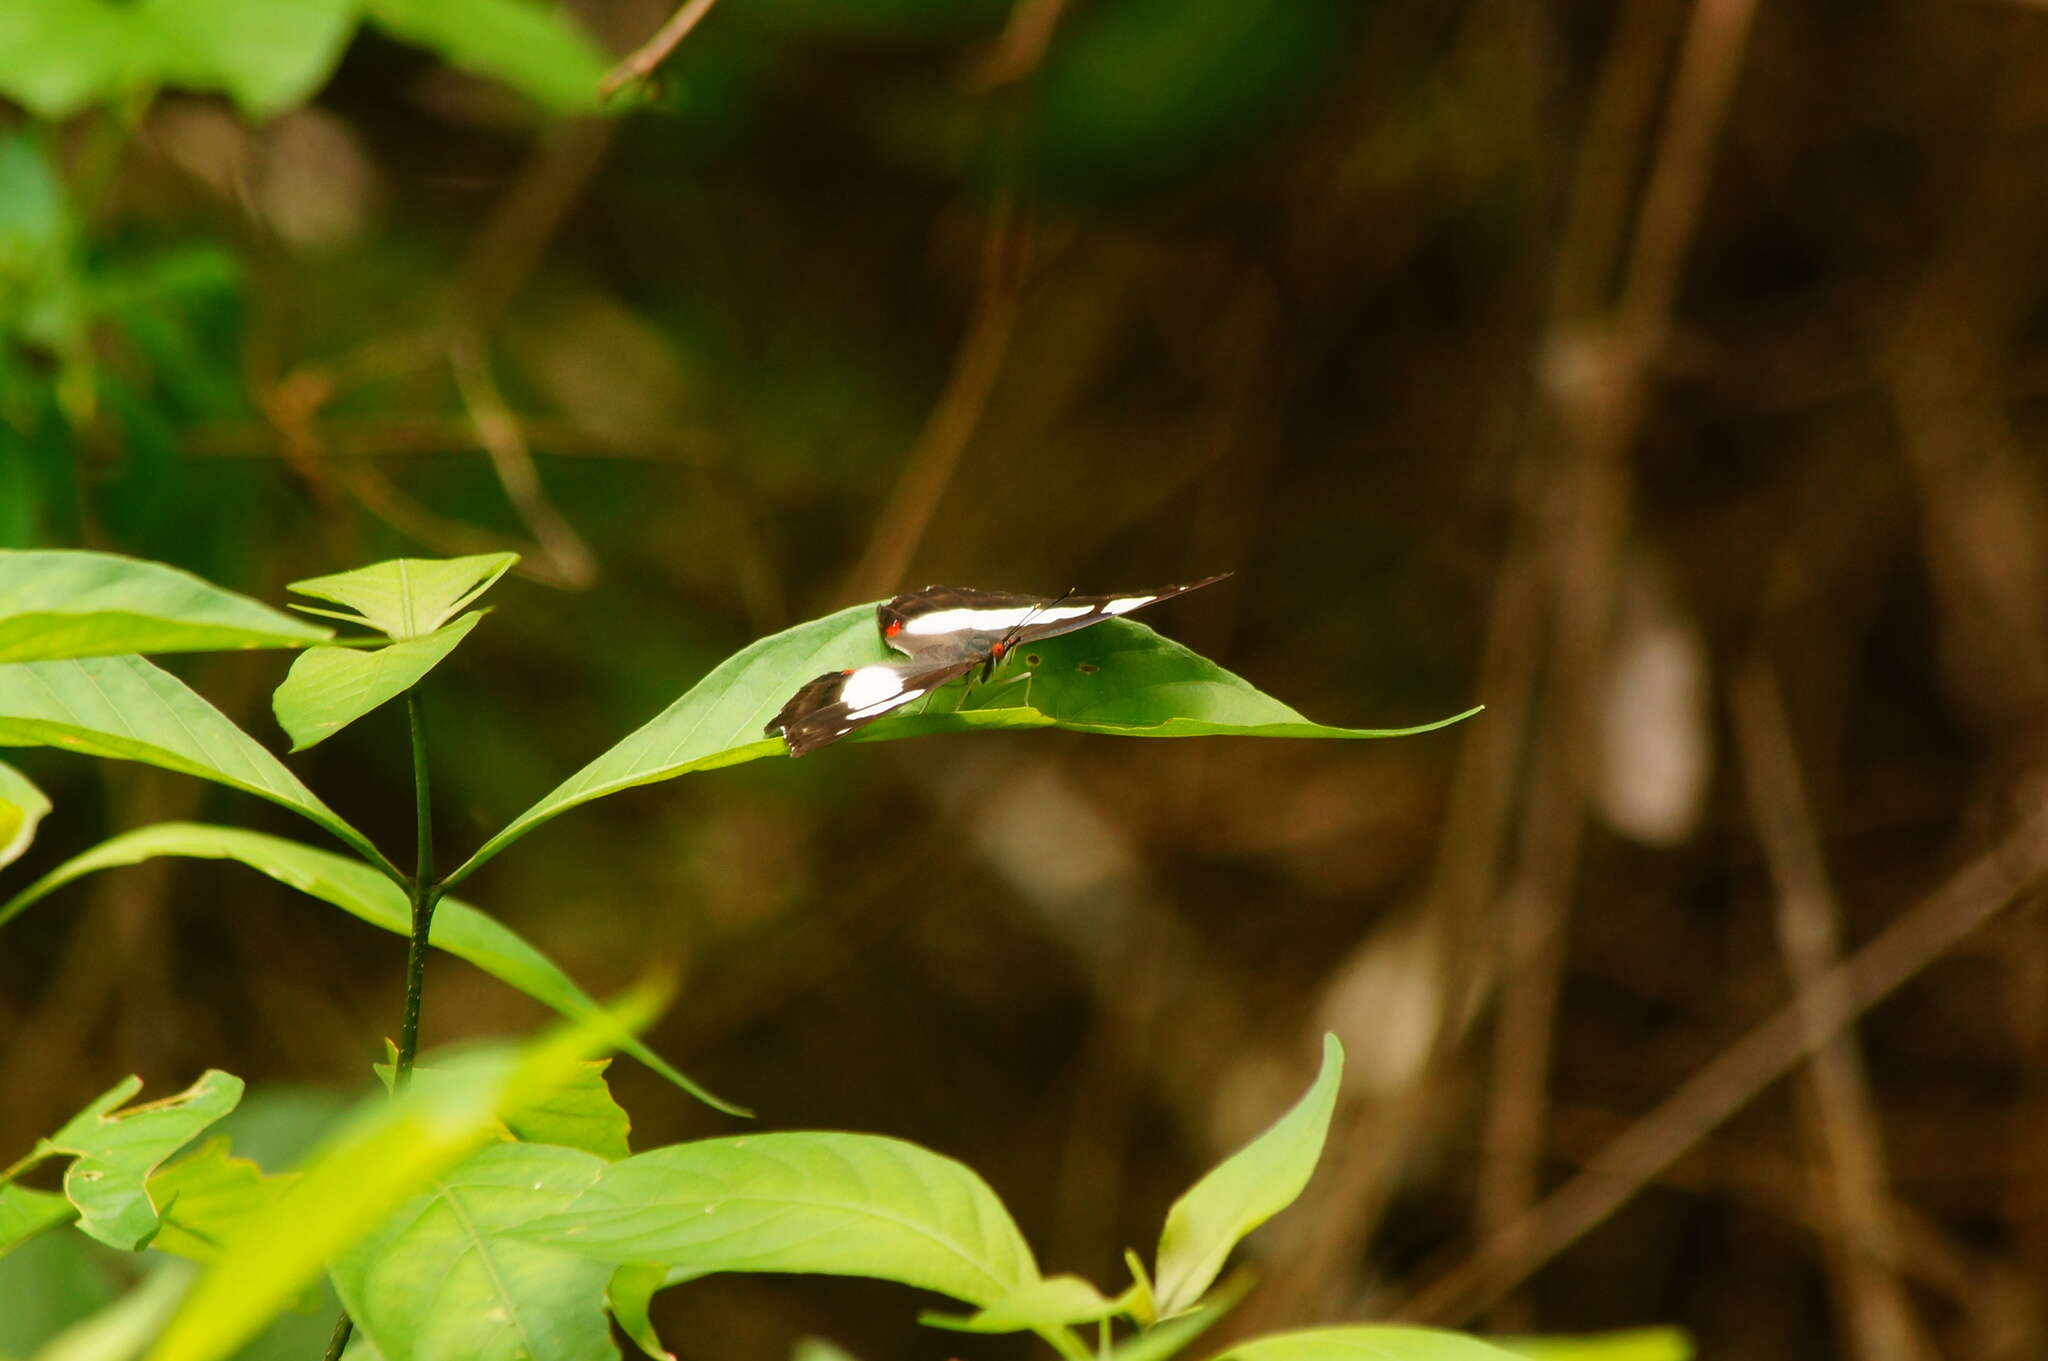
[7,0,2048,1357]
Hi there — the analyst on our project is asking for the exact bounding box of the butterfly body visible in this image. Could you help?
[767,574,1228,757]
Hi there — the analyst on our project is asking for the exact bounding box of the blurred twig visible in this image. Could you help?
[1477,0,1760,1323]
[598,0,725,99]
[1396,797,2048,1325]
[1733,657,1931,1361]
[451,333,600,589]
[964,0,1072,90]
[840,197,1028,602]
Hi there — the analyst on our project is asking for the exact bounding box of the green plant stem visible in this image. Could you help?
[320,1311,352,1361]
[323,689,442,1358]
[393,689,441,1089]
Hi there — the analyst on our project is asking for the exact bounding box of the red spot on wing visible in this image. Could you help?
[840,668,854,676]
[884,620,903,637]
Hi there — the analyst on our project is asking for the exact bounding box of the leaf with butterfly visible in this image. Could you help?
[445,579,1478,887]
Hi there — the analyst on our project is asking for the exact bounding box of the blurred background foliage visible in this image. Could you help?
[5,0,2048,1358]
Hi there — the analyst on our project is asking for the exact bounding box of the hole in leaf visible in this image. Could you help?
[1077,662,1099,674]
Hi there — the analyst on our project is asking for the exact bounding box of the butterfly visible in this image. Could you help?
[767,574,1229,757]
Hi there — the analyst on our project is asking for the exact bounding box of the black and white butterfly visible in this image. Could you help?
[767,574,1229,757]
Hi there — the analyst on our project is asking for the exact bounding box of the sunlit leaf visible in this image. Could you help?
[1104,1299,1233,1361]
[145,986,666,1361]
[789,1343,859,1361]
[331,1143,615,1361]
[31,1262,194,1361]
[135,0,360,118]
[0,656,388,872]
[286,553,517,642]
[0,759,50,870]
[502,1061,632,1160]
[0,824,738,1115]
[1154,1035,1342,1315]
[0,550,329,663]
[373,1054,632,1161]
[146,1140,296,1264]
[607,1264,695,1361]
[25,1071,244,1252]
[0,2,128,121]
[0,0,357,119]
[0,1184,74,1259]
[451,603,1475,886]
[1494,1330,1693,1361]
[272,611,482,751]
[364,0,609,114]
[920,1275,1117,1335]
[1211,1328,1521,1360]
[516,1131,1038,1307]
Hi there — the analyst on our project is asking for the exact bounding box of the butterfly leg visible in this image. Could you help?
[978,667,1036,709]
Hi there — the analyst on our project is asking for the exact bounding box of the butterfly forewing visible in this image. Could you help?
[879,574,1230,660]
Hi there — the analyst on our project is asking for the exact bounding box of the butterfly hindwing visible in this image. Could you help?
[767,657,978,757]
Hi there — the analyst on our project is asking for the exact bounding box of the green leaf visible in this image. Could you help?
[0,0,357,119]
[28,1071,244,1251]
[272,612,482,751]
[0,2,128,121]
[1211,1328,1522,1360]
[372,1055,632,1160]
[144,985,666,1361]
[363,0,607,114]
[503,1061,632,1160]
[790,1344,859,1361]
[31,1263,195,1361]
[920,1275,1117,1334]
[0,657,389,873]
[0,1185,74,1258]
[1493,1330,1693,1361]
[0,1227,118,1355]
[145,1139,296,1264]
[1154,1034,1342,1315]
[286,553,517,642]
[0,823,738,1115]
[1105,1299,1232,1361]
[607,1264,679,1361]
[0,551,330,664]
[132,0,361,119]
[331,1142,615,1361]
[0,759,50,870]
[450,603,1474,886]
[516,1131,1039,1307]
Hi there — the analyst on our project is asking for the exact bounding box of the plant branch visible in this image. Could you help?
[1394,797,2048,1325]
[324,689,441,1358]
[598,0,723,99]
[394,689,440,1087]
